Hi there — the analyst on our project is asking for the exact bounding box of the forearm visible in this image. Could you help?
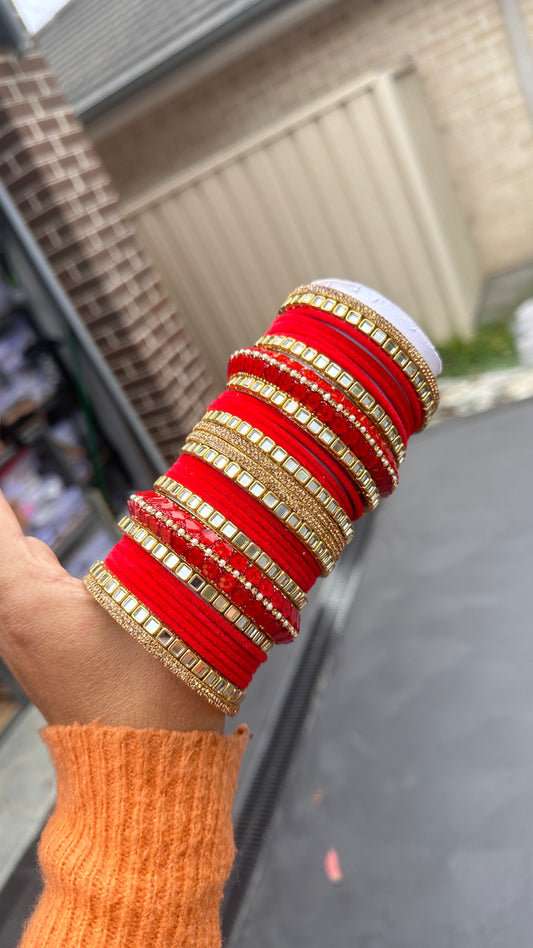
[19,723,247,948]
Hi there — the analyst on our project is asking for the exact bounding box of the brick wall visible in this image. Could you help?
[93,0,533,277]
[0,49,214,462]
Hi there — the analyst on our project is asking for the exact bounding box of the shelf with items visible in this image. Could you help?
[0,240,132,738]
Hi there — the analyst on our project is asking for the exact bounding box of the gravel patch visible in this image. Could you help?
[433,366,533,424]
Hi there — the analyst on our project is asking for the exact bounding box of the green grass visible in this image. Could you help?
[438,317,518,377]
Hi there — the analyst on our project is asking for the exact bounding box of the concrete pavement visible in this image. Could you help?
[231,397,533,948]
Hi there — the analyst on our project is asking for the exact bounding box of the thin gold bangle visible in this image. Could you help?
[84,564,245,715]
[190,419,347,558]
[183,436,336,574]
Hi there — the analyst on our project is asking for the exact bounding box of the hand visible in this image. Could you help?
[0,490,224,732]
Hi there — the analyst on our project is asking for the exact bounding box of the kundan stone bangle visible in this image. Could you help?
[83,278,441,715]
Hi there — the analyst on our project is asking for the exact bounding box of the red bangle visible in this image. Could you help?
[125,498,300,641]
[277,305,423,432]
[268,313,410,444]
[105,537,265,688]
[225,356,397,497]
[166,454,321,590]
[209,388,362,518]
[225,374,380,511]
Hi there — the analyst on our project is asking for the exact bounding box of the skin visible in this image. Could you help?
[0,489,224,734]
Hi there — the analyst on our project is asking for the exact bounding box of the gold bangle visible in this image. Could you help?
[119,515,279,647]
[183,437,336,574]
[190,419,347,559]
[280,284,439,427]
[153,475,307,608]
[200,410,353,540]
[83,565,245,715]
[255,334,405,465]
[227,371,380,509]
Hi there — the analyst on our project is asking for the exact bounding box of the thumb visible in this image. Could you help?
[0,489,25,551]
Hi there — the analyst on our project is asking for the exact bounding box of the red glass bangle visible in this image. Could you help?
[127,493,301,624]
[278,305,423,432]
[227,348,397,473]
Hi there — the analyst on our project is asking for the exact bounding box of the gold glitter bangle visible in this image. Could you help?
[118,515,278,647]
[230,350,398,487]
[183,437,336,574]
[227,371,380,509]
[280,284,439,427]
[255,334,405,465]
[200,410,353,540]
[190,419,347,559]
[153,476,307,608]
[83,564,245,715]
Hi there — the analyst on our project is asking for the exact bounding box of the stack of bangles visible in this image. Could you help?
[83,279,442,715]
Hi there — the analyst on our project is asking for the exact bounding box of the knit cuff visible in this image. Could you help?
[20,723,248,948]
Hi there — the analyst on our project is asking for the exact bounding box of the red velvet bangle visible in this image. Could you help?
[268,313,410,444]
[128,493,300,623]
[105,537,265,687]
[209,388,362,518]
[126,499,300,641]
[166,454,321,590]
[227,349,397,470]
[224,357,397,497]
[278,305,423,432]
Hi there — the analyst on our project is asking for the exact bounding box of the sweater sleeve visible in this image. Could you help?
[19,722,248,948]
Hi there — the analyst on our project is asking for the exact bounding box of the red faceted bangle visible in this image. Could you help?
[125,498,300,642]
[225,356,397,497]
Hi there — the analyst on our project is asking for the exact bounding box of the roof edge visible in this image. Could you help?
[68,0,304,120]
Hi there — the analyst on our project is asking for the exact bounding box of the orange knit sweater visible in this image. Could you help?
[19,723,248,948]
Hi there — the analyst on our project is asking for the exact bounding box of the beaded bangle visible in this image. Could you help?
[280,285,439,425]
[119,514,297,644]
[190,418,348,555]
[153,476,307,607]
[270,310,418,436]
[256,334,406,464]
[262,317,410,445]
[84,564,245,715]
[227,351,398,493]
[227,373,380,511]
[124,502,300,636]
